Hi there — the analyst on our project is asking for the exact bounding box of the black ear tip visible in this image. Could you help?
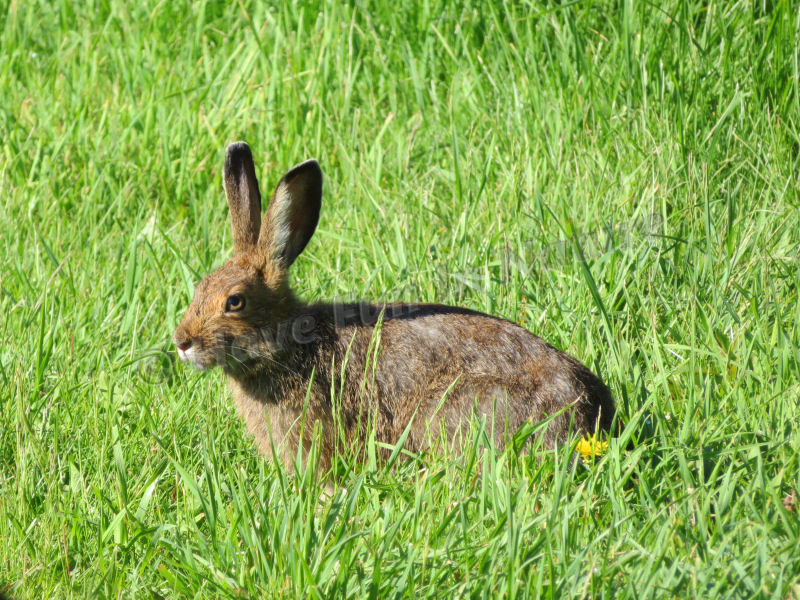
[307,159,323,180]
[300,158,321,171]
[285,158,323,185]
[225,142,254,174]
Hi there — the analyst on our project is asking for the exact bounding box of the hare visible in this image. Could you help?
[172,142,615,471]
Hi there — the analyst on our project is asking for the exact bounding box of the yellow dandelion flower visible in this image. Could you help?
[576,434,609,459]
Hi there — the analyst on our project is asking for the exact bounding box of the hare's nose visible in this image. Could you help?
[176,339,192,352]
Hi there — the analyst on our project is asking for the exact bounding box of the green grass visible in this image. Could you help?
[2,0,800,597]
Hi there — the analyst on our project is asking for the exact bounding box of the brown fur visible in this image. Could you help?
[173,142,615,471]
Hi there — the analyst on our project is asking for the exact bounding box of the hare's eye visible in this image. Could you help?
[225,294,246,312]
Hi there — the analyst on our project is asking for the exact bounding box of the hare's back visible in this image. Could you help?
[332,303,613,443]
[377,303,559,371]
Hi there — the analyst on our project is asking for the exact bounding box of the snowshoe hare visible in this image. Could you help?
[173,142,615,471]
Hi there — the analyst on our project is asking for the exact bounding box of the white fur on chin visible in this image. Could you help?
[178,346,213,371]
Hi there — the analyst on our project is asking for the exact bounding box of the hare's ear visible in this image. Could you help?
[258,159,322,269]
[224,142,262,254]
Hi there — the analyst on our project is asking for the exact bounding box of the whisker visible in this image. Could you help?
[226,344,304,378]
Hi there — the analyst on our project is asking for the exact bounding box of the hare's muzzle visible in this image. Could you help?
[172,331,193,361]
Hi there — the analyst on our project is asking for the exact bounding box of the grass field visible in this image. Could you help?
[2,0,800,597]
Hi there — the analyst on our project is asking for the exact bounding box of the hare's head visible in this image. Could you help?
[172,142,322,372]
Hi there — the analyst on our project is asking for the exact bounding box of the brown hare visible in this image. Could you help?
[172,142,615,471]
